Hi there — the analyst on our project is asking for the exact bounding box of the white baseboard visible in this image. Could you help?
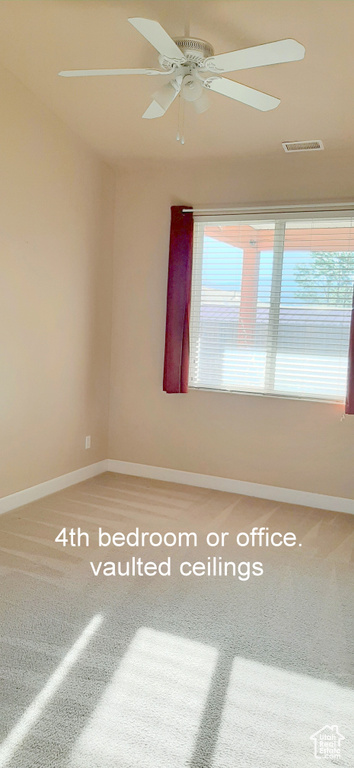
[107,459,354,515]
[0,460,108,514]
[1,458,353,515]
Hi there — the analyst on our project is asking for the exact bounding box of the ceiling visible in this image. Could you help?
[0,0,353,164]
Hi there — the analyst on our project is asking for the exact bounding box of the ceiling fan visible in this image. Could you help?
[58,17,305,119]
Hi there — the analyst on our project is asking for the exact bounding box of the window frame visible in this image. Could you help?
[189,207,354,404]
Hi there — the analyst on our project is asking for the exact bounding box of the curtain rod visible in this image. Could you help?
[182,202,354,215]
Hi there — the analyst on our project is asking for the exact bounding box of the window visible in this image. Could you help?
[189,213,354,401]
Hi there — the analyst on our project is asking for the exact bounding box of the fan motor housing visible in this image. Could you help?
[173,37,214,63]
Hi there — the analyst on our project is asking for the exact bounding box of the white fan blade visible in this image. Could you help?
[142,81,180,119]
[205,77,280,111]
[204,39,305,74]
[58,68,166,77]
[128,18,185,61]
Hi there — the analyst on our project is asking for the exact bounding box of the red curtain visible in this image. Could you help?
[345,288,354,414]
[163,205,194,393]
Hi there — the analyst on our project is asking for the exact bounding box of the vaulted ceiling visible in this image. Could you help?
[0,0,353,163]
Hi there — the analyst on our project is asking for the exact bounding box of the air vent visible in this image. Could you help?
[282,140,324,153]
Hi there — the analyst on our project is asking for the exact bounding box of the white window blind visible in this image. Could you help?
[189,214,354,401]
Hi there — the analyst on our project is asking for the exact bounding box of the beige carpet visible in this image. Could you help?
[0,471,353,767]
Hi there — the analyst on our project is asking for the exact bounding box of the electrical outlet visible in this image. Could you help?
[85,436,91,450]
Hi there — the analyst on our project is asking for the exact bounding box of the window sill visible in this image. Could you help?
[188,384,345,406]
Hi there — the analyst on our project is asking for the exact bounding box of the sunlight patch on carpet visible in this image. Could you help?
[69,627,218,768]
[212,656,353,767]
[0,614,103,767]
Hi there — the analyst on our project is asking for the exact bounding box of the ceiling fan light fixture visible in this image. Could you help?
[193,90,209,113]
[181,74,203,102]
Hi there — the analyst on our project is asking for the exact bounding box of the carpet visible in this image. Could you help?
[0,472,353,767]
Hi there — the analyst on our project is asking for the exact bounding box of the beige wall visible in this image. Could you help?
[0,64,114,497]
[109,155,354,499]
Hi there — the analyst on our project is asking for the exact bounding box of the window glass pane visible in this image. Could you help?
[273,220,354,398]
[191,222,275,392]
